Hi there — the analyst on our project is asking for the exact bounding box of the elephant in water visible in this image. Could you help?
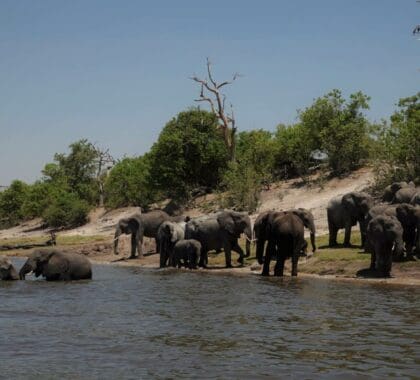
[185,210,252,268]
[367,215,404,277]
[327,192,374,248]
[255,211,305,277]
[0,256,19,281]
[113,210,187,259]
[157,221,186,267]
[19,249,92,281]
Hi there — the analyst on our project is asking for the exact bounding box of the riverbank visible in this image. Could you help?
[2,233,419,286]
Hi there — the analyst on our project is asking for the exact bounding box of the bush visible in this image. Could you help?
[220,161,261,212]
[43,192,90,228]
[0,180,29,226]
[298,89,371,176]
[104,155,156,209]
[148,109,229,200]
[21,182,53,219]
[273,124,314,180]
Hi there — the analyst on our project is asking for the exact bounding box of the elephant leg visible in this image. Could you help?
[198,248,207,268]
[262,241,275,276]
[159,249,167,268]
[224,242,233,268]
[231,240,245,265]
[329,223,338,247]
[291,254,299,276]
[370,251,376,270]
[344,224,352,247]
[130,233,139,259]
[274,256,285,276]
[155,237,160,254]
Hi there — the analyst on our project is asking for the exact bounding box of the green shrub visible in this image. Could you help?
[104,155,156,209]
[0,180,29,226]
[373,93,420,187]
[43,192,90,228]
[220,161,261,212]
[148,108,229,200]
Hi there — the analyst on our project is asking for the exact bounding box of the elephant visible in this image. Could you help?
[411,193,420,206]
[254,209,314,260]
[392,186,419,204]
[185,210,252,268]
[367,215,404,277]
[114,210,186,258]
[287,208,316,253]
[172,239,201,269]
[327,192,374,247]
[0,256,19,281]
[395,204,420,257]
[157,221,185,268]
[382,182,411,202]
[255,212,305,277]
[19,249,92,281]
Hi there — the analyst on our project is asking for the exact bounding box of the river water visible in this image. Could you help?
[0,259,419,379]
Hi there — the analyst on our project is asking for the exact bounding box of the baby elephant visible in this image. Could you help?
[19,249,92,281]
[0,256,19,281]
[172,239,201,269]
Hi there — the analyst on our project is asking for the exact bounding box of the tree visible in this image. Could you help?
[274,123,314,180]
[91,144,115,207]
[148,109,229,200]
[374,93,420,184]
[104,155,155,209]
[298,89,371,175]
[0,180,29,226]
[45,139,99,204]
[191,58,240,160]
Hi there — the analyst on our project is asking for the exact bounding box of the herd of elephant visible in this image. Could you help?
[327,181,420,277]
[0,180,418,282]
[112,207,316,276]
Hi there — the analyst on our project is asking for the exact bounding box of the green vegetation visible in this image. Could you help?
[148,109,229,200]
[0,91,418,228]
[104,155,155,209]
[372,93,420,192]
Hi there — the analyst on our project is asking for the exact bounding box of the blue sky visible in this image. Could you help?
[0,0,419,185]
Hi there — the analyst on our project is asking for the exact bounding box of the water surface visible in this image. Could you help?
[1,259,419,379]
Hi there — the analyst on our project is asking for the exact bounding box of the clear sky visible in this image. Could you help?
[0,0,419,185]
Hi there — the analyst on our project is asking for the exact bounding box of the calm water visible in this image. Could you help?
[0,259,419,379]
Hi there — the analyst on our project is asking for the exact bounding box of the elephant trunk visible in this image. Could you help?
[9,266,19,281]
[113,227,122,255]
[308,220,316,253]
[393,235,405,261]
[244,225,252,257]
[19,261,34,280]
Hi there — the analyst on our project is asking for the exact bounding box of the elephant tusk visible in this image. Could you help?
[245,236,257,243]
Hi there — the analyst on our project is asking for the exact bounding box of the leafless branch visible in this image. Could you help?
[191,59,241,160]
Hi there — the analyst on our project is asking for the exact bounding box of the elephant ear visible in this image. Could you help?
[44,252,69,277]
[217,213,235,235]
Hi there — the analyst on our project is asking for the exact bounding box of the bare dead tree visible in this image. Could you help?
[191,58,241,160]
[92,144,115,207]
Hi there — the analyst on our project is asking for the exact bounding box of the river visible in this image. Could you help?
[0,259,419,379]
